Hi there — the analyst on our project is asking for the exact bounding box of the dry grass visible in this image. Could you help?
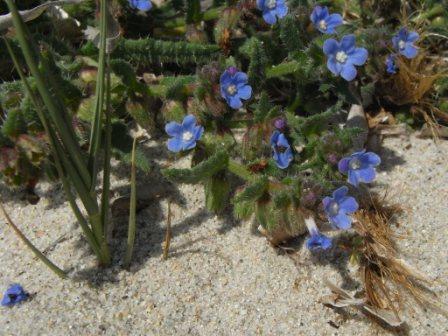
[353,193,447,317]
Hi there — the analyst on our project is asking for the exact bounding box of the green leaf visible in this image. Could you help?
[163,150,229,184]
[205,175,230,213]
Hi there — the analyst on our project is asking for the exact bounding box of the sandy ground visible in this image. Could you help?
[0,134,447,336]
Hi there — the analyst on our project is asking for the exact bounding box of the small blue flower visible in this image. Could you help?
[129,0,152,11]
[165,115,204,153]
[270,131,293,169]
[385,54,398,74]
[338,150,381,187]
[323,34,368,81]
[310,6,343,34]
[323,186,358,230]
[257,0,288,25]
[392,28,419,59]
[305,217,332,251]
[220,67,252,109]
[1,284,29,307]
[306,231,333,251]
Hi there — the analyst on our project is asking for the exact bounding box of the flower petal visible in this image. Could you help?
[401,44,418,59]
[130,0,152,11]
[348,47,368,66]
[310,6,322,24]
[323,38,339,56]
[348,170,360,186]
[338,157,351,174]
[167,137,183,153]
[332,186,348,200]
[228,95,243,109]
[340,64,357,81]
[331,212,352,230]
[182,139,197,151]
[362,152,381,166]
[357,166,376,183]
[341,34,356,52]
[326,13,343,30]
[193,125,204,141]
[270,131,280,146]
[407,31,419,42]
[165,121,182,137]
[182,114,197,129]
[234,72,248,85]
[322,196,332,211]
[220,71,232,86]
[263,10,277,25]
[276,133,290,148]
[276,3,288,18]
[256,0,264,10]
[237,85,252,100]
[339,196,359,213]
[327,58,342,75]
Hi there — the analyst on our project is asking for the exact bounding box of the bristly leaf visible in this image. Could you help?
[163,150,229,184]
[233,176,269,203]
[254,92,272,123]
[205,175,230,213]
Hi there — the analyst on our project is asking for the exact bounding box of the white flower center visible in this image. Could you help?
[319,20,327,31]
[266,0,277,9]
[182,131,193,141]
[336,51,348,63]
[226,84,237,96]
[349,157,361,170]
[398,40,405,50]
[329,201,340,216]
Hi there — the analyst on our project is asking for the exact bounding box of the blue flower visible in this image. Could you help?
[323,186,358,230]
[310,6,343,34]
[270,131,293,169]
[305,217,332,251]
[129,0,152,11]
[1,284,29,307]
[257,0,288,25]
[392,28,419,59]
[323,34,368,81]
[165,115,204,153]
[338,150,381,187]
[385,54,398,74]
[220,67,252,109]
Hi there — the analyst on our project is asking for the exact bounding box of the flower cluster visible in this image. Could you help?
[257,0,288,25]
[386,27,419,74]
[305,150,381,251]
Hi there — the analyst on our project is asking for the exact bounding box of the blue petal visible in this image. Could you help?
[165,121,182,137]
[340,64,357,81]
[130,0,152,11]
[357,166,376,183]
[339,196,358,213]
[263,10,277,25]
[182,114,197,129]
[276,3,288,18]
[361,152,381,166]
[237,84,252,100]
[193,125,204,141]
[270,131,280,146]
[332,186,348,201]
[397,28,408,41]
[327,58,342,75]
[182,139,197,151]
[340,34,356,53]
[322,196,332,211]
[401,44,418,59]
[391,35,400,50]
[348,169,360,187]
[407,31,419,43]
[234,72,248,85]
[167,138,183,153]
[220,71,232,86]
[323,38,339,56]
[331,213,352,230]
[325,13,343,33]
[310,6,322,24]
[275,149,293,169]
[348,47,368,66]
[306,233,332,251]
[276,133,290,148]
[338,157,350,174]
[256,0,265,10]
[228,95,243,109]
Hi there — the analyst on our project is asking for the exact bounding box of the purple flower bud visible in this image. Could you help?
[273,117,287,130]
[226,66,238,76]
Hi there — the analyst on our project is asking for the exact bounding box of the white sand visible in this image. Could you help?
[0,134,447,335]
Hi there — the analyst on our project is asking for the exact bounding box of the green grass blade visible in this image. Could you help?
[124,136,138,269]
[0,201,66,279]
